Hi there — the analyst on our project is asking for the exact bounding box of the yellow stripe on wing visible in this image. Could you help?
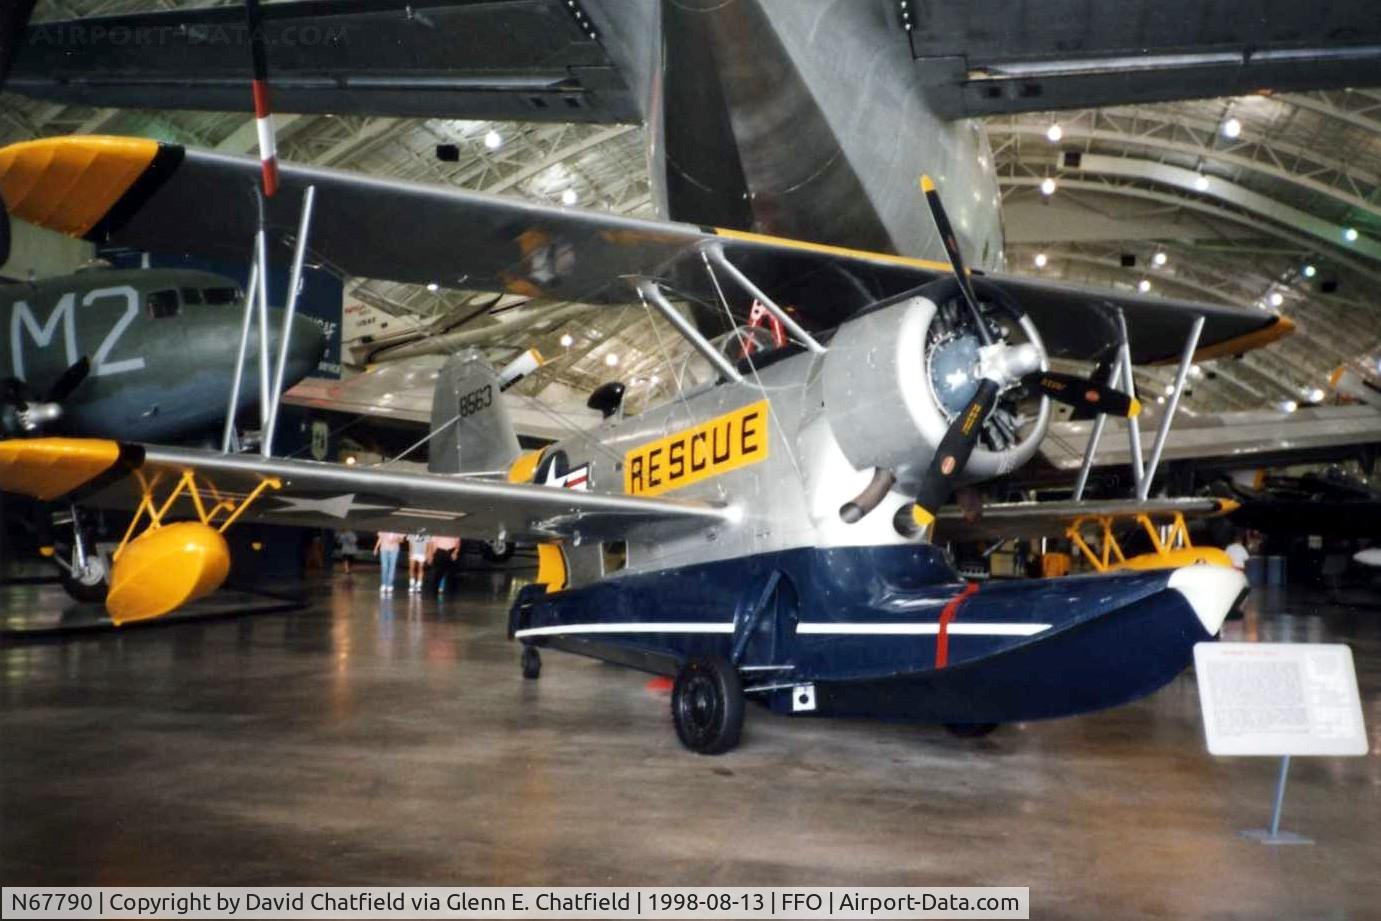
[712,226,953,274]
[0,136,159,237]
[0,437,123,501]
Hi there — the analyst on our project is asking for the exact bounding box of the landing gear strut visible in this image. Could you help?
[671,657,744,754]
[52,507,108,605]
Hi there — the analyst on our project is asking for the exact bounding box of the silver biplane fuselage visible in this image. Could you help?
[500,292,1247,737]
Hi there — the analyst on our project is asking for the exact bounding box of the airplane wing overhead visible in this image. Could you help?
[911,0,1381,117]
[0,136,1292,364]
[0,438,733,544]
[7,0,639,124]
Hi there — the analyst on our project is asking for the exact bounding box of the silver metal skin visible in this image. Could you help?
[1140,315,1205,499]
[426,349,523,476]
[222,258,260,453]
[252,227,273,456]
[264,184,317,456]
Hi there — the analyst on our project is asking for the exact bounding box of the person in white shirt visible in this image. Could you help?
[407,532,429,593]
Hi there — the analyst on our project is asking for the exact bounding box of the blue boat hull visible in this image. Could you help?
[508,545,1245,726]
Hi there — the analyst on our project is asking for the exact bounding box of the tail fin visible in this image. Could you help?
[428,348,521,475]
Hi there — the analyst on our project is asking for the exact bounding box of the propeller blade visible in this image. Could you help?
[1026,371,1141,418]
[906,377,1001,531]
[919,175,991,345]
[43,356,90,403]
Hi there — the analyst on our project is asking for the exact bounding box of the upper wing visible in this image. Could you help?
[282,356,604,442]
[0,135,1293,364]
[7,0,639,124]
[934,496,1238,543]
[912,1,1381,117]
[0,438,733,543]
[1039,404,1381,474]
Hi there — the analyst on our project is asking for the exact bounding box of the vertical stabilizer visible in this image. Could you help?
[428,348,521,475]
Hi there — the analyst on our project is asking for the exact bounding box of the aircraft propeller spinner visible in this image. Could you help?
[903,176,1141,533]
[0,356,90,436]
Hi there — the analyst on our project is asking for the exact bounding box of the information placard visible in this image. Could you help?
[1194,643,1368,757]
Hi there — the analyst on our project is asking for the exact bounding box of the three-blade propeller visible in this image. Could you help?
[903,176,1140,533]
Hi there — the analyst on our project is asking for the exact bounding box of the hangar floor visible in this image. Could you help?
[1,572,1378,919]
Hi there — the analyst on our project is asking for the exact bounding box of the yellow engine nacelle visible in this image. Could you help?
[106,522,230,625]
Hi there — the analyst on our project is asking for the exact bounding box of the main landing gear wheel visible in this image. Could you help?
[944,722,999,738]
[521,646,541,680]
[671,657,744,755]
[58,551,108,604]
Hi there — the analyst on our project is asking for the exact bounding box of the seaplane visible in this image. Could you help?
[0,135,1277,752]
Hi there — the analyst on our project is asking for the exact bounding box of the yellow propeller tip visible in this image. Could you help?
[920,175,936,192]
[1127,398,1143,418]
[911,505,936,527]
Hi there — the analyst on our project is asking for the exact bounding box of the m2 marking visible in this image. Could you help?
[9,286,147,381]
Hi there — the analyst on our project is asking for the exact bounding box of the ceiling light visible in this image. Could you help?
[650,374,660,385]
[1279,399,1298,413]
[1303,264,1317,278]
[344,455,357,466]
[1046,123,1063,143]
[1163,383,1175,396]
[1190,364,1203,378]
[559,333,574,348]
[426,282,439,292]
[484,130,502,150]
[604,352,619,367]
[1344,227,1359,242]
[1039,177,1057,196]
[1194,174,1210,192]
[1306,387,1325,403]
[1033,253,1048,268]
[1221,117,1242,139]
[561,188,578,206]
[1156,396,1166,405]
[1152,251,1167,266]
[1269,291,1284,307]
[1138,279,1151,293]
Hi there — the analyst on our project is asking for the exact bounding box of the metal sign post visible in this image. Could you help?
[1194,643,1368,846]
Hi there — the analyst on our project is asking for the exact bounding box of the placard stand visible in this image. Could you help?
[1238,755,1312,845]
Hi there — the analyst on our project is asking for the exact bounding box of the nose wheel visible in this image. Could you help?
[671,657,744,754]
[520,645,541,680]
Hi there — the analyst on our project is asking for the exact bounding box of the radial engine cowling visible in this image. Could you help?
[820,296,1050,489]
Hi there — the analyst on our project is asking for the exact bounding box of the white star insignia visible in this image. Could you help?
[273,493,394,519]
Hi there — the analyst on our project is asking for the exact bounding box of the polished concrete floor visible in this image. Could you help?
[1,571,1378,919]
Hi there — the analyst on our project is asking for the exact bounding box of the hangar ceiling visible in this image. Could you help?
[4,0,1381,420]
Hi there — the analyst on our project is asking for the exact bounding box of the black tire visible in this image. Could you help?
[60,569,107,604]
[944,722,999,738]
[521,645,541,680]
[671,657,744,755]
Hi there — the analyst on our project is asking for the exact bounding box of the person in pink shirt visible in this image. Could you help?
[428,535,461,595]
[373,531,404,595]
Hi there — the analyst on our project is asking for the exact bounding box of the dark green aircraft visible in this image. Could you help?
[1,266,326,441]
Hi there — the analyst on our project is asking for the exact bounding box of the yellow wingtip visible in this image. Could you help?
[920,175,936,193]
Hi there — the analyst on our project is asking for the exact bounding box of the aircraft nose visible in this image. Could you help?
[1167,565,1247,636]
[286,313,327,380]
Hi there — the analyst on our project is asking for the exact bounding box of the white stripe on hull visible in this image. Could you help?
[797,623,1050,636]
[515,622,736,638]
